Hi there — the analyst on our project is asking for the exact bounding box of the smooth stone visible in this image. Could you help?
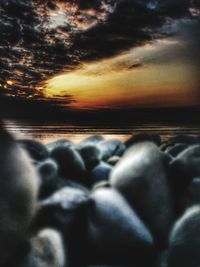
[38,159,58,184]
[125,133,161,148]
[165,143,188,157]
[86,188,156,265]
[37,159,59,199]
[77,144,101,171]
[38,175,89,200]
[97,139,126,161]
[0,126,39,266]
[18,139,49,161]
[181,178,200,210]
[110,142,174,248]
[21,229,67,267]
[170,145,200,203]
[79,135,105,146]
[167,135,199,146]
[51,146,87,182]
[46,139,74,153]
[168,206,200,267]
[107,156,120,166]
[34,186,91,266]
[34,186,91,236]
[170,144,200,178]
[90,162,112,186]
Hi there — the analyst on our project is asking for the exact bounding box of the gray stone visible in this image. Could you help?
[168,206,200,267]
[110,142,174,248]
[86,188,156,265]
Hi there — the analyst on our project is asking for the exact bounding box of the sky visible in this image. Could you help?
[0,0,199,113]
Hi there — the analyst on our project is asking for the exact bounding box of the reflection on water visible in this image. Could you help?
[2,119,200,144]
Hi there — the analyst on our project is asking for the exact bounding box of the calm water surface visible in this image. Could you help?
[2,119,200,144]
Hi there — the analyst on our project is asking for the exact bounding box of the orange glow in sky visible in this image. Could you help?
[43,39,199,110]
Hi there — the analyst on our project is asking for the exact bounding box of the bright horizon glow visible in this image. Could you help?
[43,39,199,110]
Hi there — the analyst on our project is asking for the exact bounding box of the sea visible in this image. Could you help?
[2,119,200,144]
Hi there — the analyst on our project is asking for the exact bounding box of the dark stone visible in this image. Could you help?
[46,139,74,153]
[90,162,112,186]
[86,188,156,266]
[110,142,175,248]
[125,133,161,148]
[165,143,188,157]
[51,146,87,183]
[169,145,200,213]
[77,144,101,171]
[18,139,49,161]
[34,186,91,266]
[37,159,59,199]
[167,135,199,146]
[38,159,58,184]
[79,135,105,146]
[168,206,200,267]
[170,145,200,182]
[0,126,39,266]
[97,139,126,161]
[181,178,200,211]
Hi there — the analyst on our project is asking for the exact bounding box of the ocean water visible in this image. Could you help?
[2,119,200,144]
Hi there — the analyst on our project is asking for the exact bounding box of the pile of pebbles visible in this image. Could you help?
[1,125,200,267]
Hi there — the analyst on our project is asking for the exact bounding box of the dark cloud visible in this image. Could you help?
[0,0,198,107]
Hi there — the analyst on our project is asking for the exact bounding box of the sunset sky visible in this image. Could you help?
[0,0,199,112]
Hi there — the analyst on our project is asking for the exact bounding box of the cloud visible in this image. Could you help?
[0,0,198,105]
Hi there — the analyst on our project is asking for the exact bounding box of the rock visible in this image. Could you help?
[86,188,156,265]
[110,142,174,248]
[90,162,112,186]
[181,178,200,211]
[107,156,120,166]
[97,139,126,161]
[18,139,49,161]
[167,135,199,146]
[37,159,59,199]
[165,143,188,157]
[21,228,67,267]
[77,144,101,171]
[0,126,39,266]
[170,145,200,182]
[51,146,87,183]
[38,175,89,200]
[35,186,90,232]
[38,159,58,184]
[34,186,91,266]
[168,206,200,267]
[169,145,200,211]
[46,139,74,153]
[125,133,161,148]
[79,135,105,146]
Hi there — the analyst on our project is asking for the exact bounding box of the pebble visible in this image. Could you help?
[90,161,112,187]
[51,145,87,183]
[0,126,39,266]
[18,139,49,161]
[77,143,101,171]
[168,205,200,267]
[97,139,126,161]
[110,141,175,248]
[86,188,156,265]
